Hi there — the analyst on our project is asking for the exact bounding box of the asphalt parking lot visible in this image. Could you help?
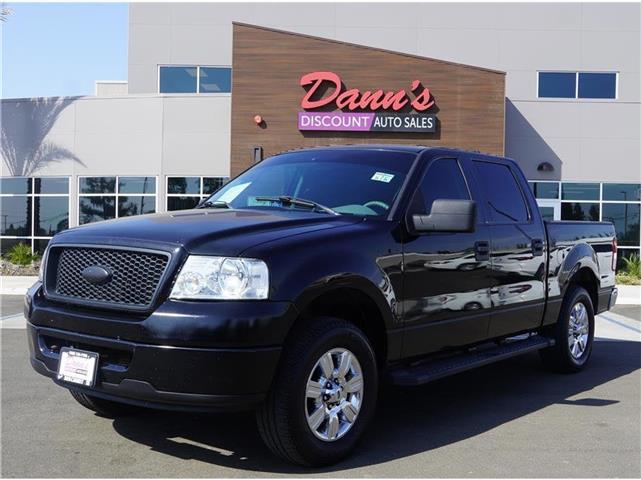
[1,295,639,478]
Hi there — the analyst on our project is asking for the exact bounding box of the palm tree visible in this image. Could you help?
[1,7,12,22]
[1,97,85,176]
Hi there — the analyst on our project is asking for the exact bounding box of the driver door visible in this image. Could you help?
[401,156,493,357]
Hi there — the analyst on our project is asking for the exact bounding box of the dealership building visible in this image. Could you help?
[1,2,640,266]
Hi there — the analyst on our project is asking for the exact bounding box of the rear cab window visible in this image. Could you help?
[473,160,530,223]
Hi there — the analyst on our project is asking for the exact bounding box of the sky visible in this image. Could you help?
[1,2,128,99]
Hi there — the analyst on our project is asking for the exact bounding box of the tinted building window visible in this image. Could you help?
[79,176,156,224]
[578,72,617,99]
[203,177,226,195]
[561,202,600,221]
[602,203,640,246]
[412,158,469,215]
[79,196,116,225]
[168,177,200,194]
[167,176,229,211]
[0,177,31,194]
[474,161,529,223]
[602,183,641,201]
[167,196,201,211]
[34,197,69,236]
[34,177,69,194]
[539,206,556,221]
[80,177,116,194]
[159,66,198,93]
[0,238,25,254]
[199,67,232,93]
[0,196,32,236]
[118,177,156,194]
[561,183,600,200]
[538,72,576,98]
[118,196,156,217]
[529,181,559,199]
[1,176,70,253]
[33,239,51,254]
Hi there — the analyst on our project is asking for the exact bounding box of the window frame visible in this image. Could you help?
[77,175,158,225]
[0,176,71,253]
[157,65,232,95]
[536,71,618,100]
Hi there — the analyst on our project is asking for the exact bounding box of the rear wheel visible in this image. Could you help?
[540,285,595,373]
[69,390,142,418]
[256,317,378,467]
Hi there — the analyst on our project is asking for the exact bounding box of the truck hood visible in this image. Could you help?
[52,208,363,256]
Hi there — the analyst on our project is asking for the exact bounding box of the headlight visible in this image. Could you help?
[170,256,269,300]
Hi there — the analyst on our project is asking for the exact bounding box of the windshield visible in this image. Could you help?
[207,149,416,217]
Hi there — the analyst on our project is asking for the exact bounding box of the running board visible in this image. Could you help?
[389,335,555,386]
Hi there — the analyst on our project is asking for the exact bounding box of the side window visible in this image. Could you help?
[411,158,470,215]
[473,161,529,223]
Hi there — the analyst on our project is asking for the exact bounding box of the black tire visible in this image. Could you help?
[69,390,142,418]
[256,316,378,467]
[540,285,595,373]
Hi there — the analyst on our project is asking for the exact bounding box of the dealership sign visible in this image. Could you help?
[297,71,437,133]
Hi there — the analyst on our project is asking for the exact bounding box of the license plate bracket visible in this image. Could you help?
[57,347,99,387]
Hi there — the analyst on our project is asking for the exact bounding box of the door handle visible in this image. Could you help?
[474,241,490,262]
[532,238,544,257]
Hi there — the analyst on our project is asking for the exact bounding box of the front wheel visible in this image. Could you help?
[256,317,378,467]
[540,285,595,373]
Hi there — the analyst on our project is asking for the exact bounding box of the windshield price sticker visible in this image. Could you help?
[371,172,395,183]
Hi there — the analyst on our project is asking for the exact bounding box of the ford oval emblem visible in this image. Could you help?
[81,265,112,285]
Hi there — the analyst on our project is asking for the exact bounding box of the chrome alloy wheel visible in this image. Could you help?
[568,302,590,359]
[304,348,364,442]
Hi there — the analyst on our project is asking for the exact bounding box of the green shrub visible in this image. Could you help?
[621,253,641,278]
[616,273,641,286]
[4,243,40,266]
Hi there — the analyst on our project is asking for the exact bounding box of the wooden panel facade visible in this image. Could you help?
[231,23,505,176]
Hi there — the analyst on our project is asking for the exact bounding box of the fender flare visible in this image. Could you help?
[292,272,399,330]
[557,243,600,297]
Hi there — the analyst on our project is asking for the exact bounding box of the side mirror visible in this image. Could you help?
[410,199,476,233]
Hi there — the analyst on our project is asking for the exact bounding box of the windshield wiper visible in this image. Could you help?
[196,200,231,209]
[254,195,339,215]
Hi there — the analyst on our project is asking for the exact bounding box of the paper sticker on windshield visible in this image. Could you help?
[217,182,250,203]
[371,172,394,183]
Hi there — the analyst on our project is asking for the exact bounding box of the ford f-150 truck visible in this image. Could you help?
[26,145,618,466]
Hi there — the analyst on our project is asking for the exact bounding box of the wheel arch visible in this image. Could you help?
[566,267,599,313]
[290,278,398,367]
[558,242,601,311]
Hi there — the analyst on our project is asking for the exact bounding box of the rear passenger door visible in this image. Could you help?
[471,159,547,337]
[401,156,493,357]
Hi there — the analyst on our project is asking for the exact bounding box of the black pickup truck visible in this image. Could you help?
[26,145,618,466]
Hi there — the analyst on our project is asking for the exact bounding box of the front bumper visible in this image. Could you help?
[26,284,298,411]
